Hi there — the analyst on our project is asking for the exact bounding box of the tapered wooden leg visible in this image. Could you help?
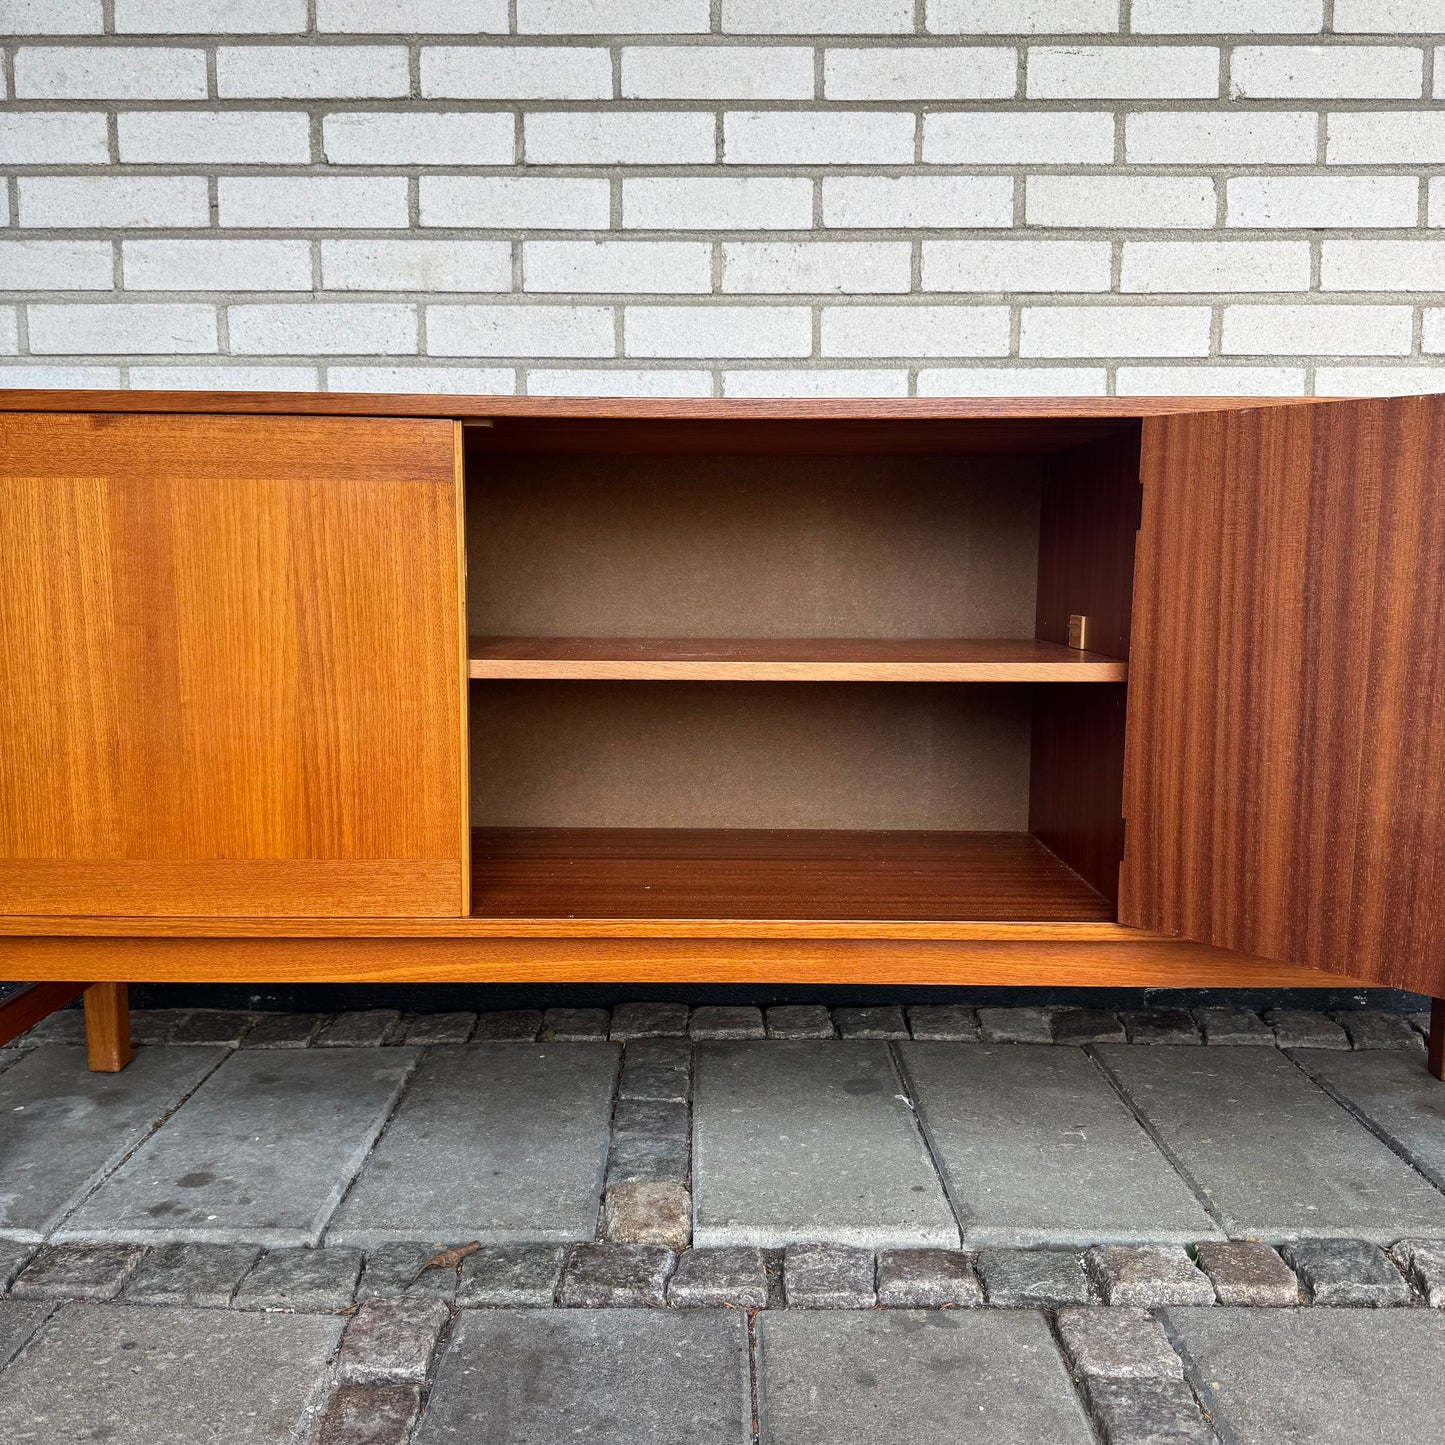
[1429,999,1445,1082]
[83,983,131,1072]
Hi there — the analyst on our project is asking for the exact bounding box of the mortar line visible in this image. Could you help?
[887,1040,970,1247]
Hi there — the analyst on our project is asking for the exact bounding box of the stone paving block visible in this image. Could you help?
[0,1044,224,1240]
[906,1004,979,1040]
[0,1238,36,1290]
[903,1043,1218,1246]
[1082,1376,1215,1445]
[1087,1245,1214,1307]
[338,1298,450,1384]
[1392,1239,1445,1307]
[606,1097,690,1187]
[62,1047,418,1247]
[1194,1240,1299,1306]
[783,1242,875,1308]
[758,1310,1096,1445]
[618,1037,690,1101]
[1332,1010,1421,1050]
[765,1004,834,1039]
[122,1241,261,1306]
[318,1384,421,1445]
[876,1248,983,1307]
[468,1010,539,1042]
[130,1009,194,1045]
[603,1181,691,1251]
[977,1006,1051,1043]
[1193,1007,1273,1045]
[1265,1009,1350,1048]
[403,1012,479,1044]
[456,1244,564,1308]
[558,1243,675,1307]
[610,1002,688,1039]
[667,1246,769,1308]
[328,1043,618,1247]
[11,1243,145,1301]
[0,1303,343,1445]
[0,1299,50,1370]
[357,1242,466,1301]
[1096,1045,1445,1241]
[1407,1010,1432,1037]
[688,1005,765,1039]
[235,1245,364,1311]
[1050,1008,1127,1044]
[833,1005,908,1039]
[417,1308,750,1445]
[693,1041,956,1249]
[1055,1307,1185,1380]
[1167,1307,1445,1445]
[316,1010,402,1047]
[1120,1009,1200,1044]
[540,1006,610,1040]
[20,1008,86,1044]
[240,1012,325,1048]
[1282,1238,1412,1306]
[170,1009,258,1046]
[976,1248,1094,1307]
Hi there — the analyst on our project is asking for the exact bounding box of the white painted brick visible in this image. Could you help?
[622,46,813,100]
[0,240,112,290]
[230,303,417,355]
[1231,46,1423,99]
[1426,313,1445,352]
[526,112,715,165]
[1131,0,1322,32]
[1322,241,1445,292]
[0,364,123,387]
[0,112,108,164]
[428,304,616,357]
[128,364,319,388]
[623,177,813,230]
[724,0,913,33]
[917,366,1108,395]
[28,302,217,353]
[1121,241,1310,293]
[1222,304,1414,355]
[1327,112,1445,165]
[1334,1,1443,33]
[0,309,17,355]
[524,241,712,293]
[124,239,312,291]
[218,176,410,230]
[722,241,912,294]
[323,112,514,166]
[422,177,611,230]
[1020,305,1212,357]
[19,176,208,229]
[327,365,516,393]
[823,176,1014,228]
[1125,111,1317,165]
[1116,365,1306,395]
[13,46,206,99]
[423,47,612,100]
[528,368,712,396]
[114,0,305,31]
[1432,179,1445,228]
[824,47,1015,100]
[722,368,909,396]
[927,0,1119,33]
[1027,177,1216,229]
[922,240,1111,293]
[821,305,1011,357]
[923,111,1115,164]
[217,46,409,99]
[725,111,915,165]
[318,0,507,31]
[322,240,511,292]
[1315,366,1445,395]
[1028,46,1219,98]
[117,112,311,164]
[0,0,100,34]
[627,305,812,357]
[1227,177,1419,229]
[518,0,710,32]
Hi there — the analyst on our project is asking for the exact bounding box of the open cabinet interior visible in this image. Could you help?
[462,415,1141,925]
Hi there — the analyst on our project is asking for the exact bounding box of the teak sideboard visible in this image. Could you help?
[2,390,1443,1077]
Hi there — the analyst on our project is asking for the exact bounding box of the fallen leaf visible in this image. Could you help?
[408,1241,481,1286]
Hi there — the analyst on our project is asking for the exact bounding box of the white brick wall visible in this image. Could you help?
[1,14,1442,398]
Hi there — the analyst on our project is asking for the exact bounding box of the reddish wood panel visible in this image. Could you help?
[0,981,88,1048]
[1121,397,1445,993]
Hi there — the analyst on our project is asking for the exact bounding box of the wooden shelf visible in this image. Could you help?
[470,828,1115,922]
[468,637,1127,683]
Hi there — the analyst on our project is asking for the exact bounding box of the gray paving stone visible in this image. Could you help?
[976,1248,1094,1307]
[1407,1010,1432,1037]
[903,1043,1218,1246]
[0,1303,342,1445]
[783,1242,875,1308]
[1120,1009,1200,1044]
[765,1004,834,1039]
[667,1246,769,1308]
[235,1245,364,1311]
[1055,1307,1185,1380]
[1332,1009,1422,1050]
[1282,1238,1412,1306]
[61,1047,418,1247]
[1168,1307,1445,1445]
[907,1004,979,1040]
[692,1041,956,1249]
[1082,1376,1215,1445]
[0,1238,36,1290]
[603,1181,691,1250]
[316,1010,402,1047]
[131,1009,194,1045]
[0,1044,224,1241]
[357,1242,466,1301]
[318,1384,421,1445]
[1050,1007,1127,1044]
[876,1248,983,1307]
[468,1009,539,1042]
[558,1243,675,1307]
[1087,1245,1214,1307]
[0,1298,50,1369]
[456,1243,564,1307]
[402,1012,479,1044]
[328,1043,618,1247]
[121,1241,261,1306]
[833,1005,908,1039]
[540,1006,610,1040]
[240,1012,325,1048]
[1265,1009,1350,1049]
[758,1310,1096,1445]
[610,1002,688,1039]
[606,1096,690,1189]
[1392,1239,1445,1307]
[689,1005,765,1039]
[11,1242,145,1300]
[977,1006,1051,1043]
[19,1008,85,1044]
[338,1298,450,1384]
[417,1308,749,1445]
[1193,1007,1274,1045]
[1096,1044,1445,1242]
[1194,1240,1299,1306]
[618,1037,690,1101]
[170,1009,258,1046]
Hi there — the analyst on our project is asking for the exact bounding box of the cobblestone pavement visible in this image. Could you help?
[3,1002,1444,1442]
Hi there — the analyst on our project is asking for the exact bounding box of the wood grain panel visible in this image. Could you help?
[0,412,468,917]
[1121,397,1445,993]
